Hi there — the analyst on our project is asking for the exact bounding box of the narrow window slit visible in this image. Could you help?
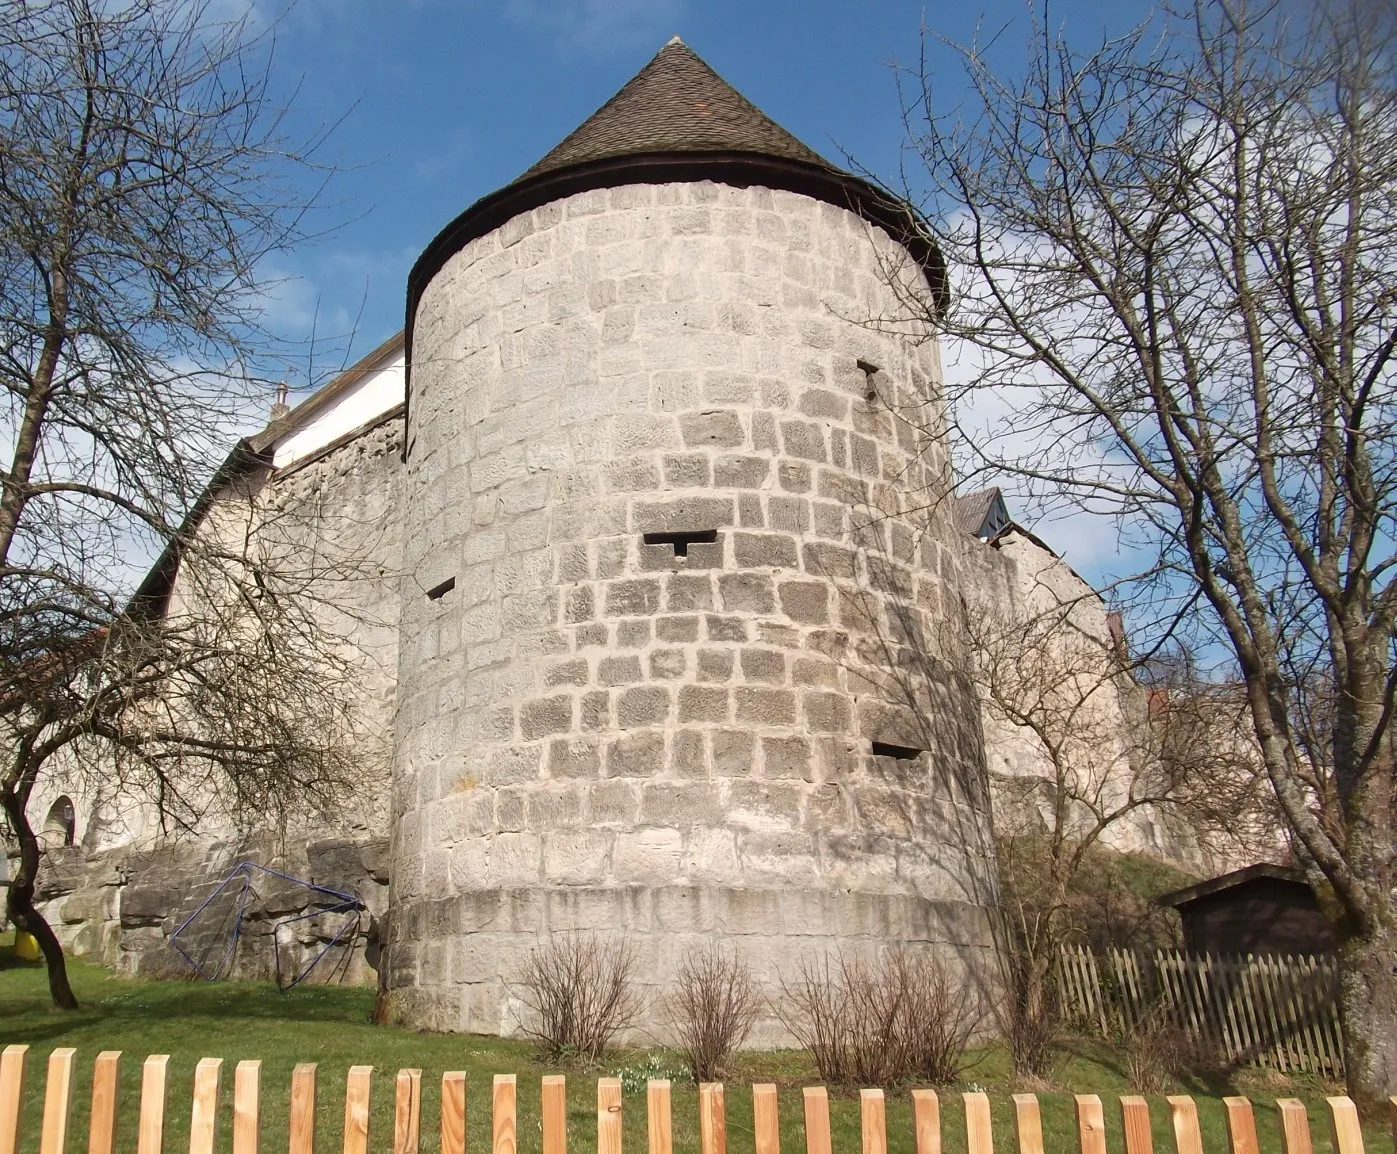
[426,576,456,601]
[643,529,718,558]
[871,740,925,761]
[857,359,880,400]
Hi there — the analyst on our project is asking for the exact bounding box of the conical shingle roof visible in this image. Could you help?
[523,37,833,178]
[406,39,947,404]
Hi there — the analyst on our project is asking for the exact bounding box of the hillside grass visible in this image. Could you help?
[0,933,1373,1154]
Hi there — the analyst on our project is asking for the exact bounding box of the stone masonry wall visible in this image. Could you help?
[957,528,1212,870]
[395,180,999,1041]
[11,419,404,983]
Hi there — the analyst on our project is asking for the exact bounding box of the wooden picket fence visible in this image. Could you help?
[1057,946,1344,1078]
[0,1043,1386,1154]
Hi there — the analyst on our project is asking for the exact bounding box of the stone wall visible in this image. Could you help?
[395,180,999,1041]
[20,835,390,985]
[9,418,404,983]
[957,526,1214,870]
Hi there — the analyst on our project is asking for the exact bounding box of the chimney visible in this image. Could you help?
[269,381,291,423]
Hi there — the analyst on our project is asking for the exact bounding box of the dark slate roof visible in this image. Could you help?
[1156,864,1307,909]
[953,487,1009,537]
[523,37,833,179]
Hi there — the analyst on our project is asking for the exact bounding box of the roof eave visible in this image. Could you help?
[402,150,948,460]
[1156,863,1306,908]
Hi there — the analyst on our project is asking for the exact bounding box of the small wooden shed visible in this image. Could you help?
[1157,863,1337,955]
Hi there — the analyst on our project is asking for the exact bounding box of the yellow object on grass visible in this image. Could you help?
[13,929,41,960]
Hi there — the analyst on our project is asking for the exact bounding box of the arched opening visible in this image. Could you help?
[40,796,75,849]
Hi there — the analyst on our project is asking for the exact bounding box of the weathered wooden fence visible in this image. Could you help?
[0,1043,1383,1154]
[1057,946,1344,1077]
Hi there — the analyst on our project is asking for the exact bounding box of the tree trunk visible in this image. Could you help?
[1,788,79,1009]
[1339,926,1397,1111]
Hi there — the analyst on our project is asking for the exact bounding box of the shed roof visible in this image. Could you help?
[1156,863,1307,909]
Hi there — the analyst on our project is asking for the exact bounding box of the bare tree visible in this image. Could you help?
[970,578,1270,1077]
[894,0,1397,1103]
[0,0,347,1008]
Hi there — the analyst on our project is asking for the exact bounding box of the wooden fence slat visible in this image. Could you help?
[1276,1099,1313,1154]
[440,1074,466,1154]
[1011,1095,1043,1154]
[1223,1098,1259,1154]
[188,1058,221,1154]
[137,1056,170,1154]
[753,1085,779,1154]
[802,1089,831,1154]
[1166,1097,1202,1154]
[1218,957,1248,1064]
[542,1076,566,1154]
[39,1048,76,1154]
[1296,958,1328,1075]
[1119,1097,1152,1154]
[1076,1096,1107,1154]
[1259,957,1293,1072]
[344,1066,372,1154]
[289,1065,316,1154]
[698,1084,724,1154]
[647,1081,671,1154]
[1322,959,1346,1076]
[0,1045,26,1154]
[393,1070,421,1154]
[1325,1098,1363,1154]
[964,1093,993,1154]
[493,1076,517,1154]
[911,1090,940,1154]
[88,1052,121,1154]
[598,1079,622,1154]
[860,1091,885,1154]
[233,1061,260,1154]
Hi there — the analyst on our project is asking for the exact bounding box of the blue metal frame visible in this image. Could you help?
[168,861,363,991]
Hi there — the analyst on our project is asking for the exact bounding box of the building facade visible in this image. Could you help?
[5,38,1226,1038]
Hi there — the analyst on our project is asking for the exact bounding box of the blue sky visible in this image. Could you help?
[262,0,1154,392]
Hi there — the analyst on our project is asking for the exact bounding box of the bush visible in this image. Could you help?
[518,933,642,1063]
[780,949,978,1085]
[1122,1005,1214,1091]
[668,943,763,1082]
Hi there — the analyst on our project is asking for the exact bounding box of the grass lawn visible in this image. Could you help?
[0,933,1374,1154]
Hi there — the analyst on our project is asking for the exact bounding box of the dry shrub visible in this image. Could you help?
[1123,1007,1215,1092]
[780,949,978,1085]
[668,943,763,1082]
[518,933,642,1062]
[995,945,1059,1081]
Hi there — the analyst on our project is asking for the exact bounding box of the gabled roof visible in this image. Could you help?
[524,38,833,178]
[953,487,1011,539]
[132,333,406,616]
[1156,863,1307,909]
[249,330,404,456]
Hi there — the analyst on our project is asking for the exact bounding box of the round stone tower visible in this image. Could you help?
[389,38,998,1037]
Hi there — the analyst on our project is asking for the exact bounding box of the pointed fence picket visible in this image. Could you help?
[0,1045,1390,1154]
[1057,945,1345,1076]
